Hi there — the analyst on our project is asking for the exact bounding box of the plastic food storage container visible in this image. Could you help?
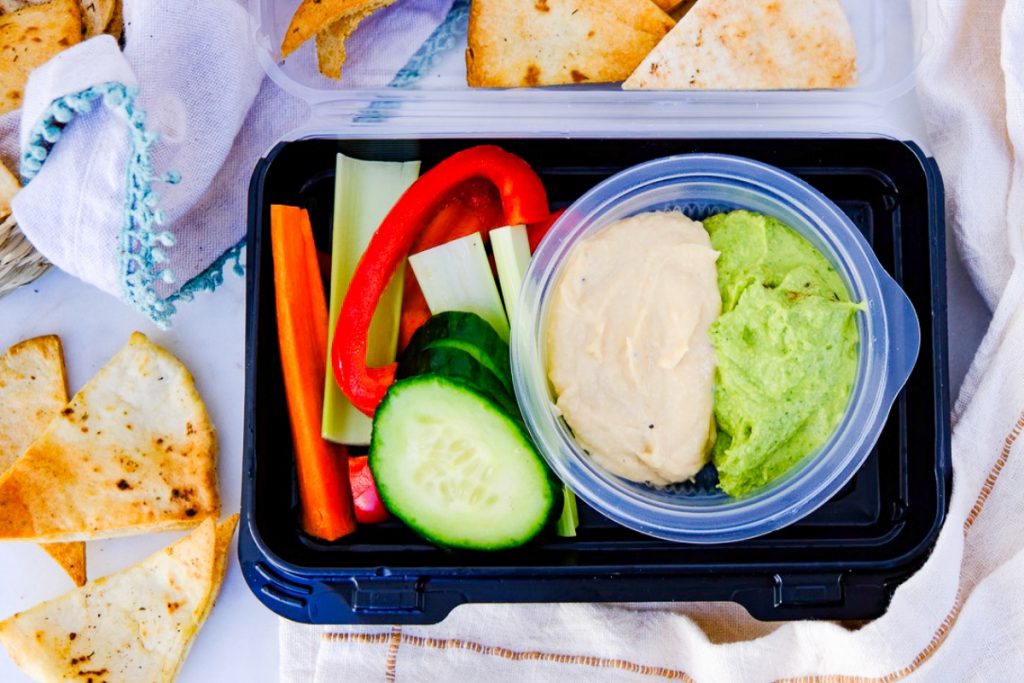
[513,154,920,543]
[240,0,951,624]
[249,0,932,131]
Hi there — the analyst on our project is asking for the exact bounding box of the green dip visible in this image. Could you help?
[706,210,862,497]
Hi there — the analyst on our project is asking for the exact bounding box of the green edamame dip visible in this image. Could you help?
[706,210,863,497]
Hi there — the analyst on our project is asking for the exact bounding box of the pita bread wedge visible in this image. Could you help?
[651,0,680,13]
[0,0,36,14]
[40,541,86,586]
[314,0,394,80]
[103,0,120,40]
[281,0,377,58]
[0,515,237,683]
[0,0,82,115]
[0,336,87,585]
[0,160,19,221]
[466,0,675,87]
[79,0,115,37]
[0,337,67,475]
[623,0,857,90]
[0,332,220,543]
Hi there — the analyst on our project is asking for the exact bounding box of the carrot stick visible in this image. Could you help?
[271,204,356,541]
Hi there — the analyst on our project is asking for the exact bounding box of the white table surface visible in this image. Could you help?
[0,94,994,682]
[0,270,279,683]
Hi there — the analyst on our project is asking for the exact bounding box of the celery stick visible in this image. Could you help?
[408,233,510,342]
[555,489,580,537]
[323,153,420,445]
[489,223,580,537]
[490,224,531,322]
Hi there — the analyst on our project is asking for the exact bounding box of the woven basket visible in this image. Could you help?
[0,213,49,299]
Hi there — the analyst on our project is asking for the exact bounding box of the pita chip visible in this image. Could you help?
[79,0,115,37]
[314,1,393,80]
[0,332,220,543]
[281,0,382,58]
[466,0,675,87]
[0,0,38,14]
[651,0,681,13]
[103,0,122,40]
[0,160,18,218]
[0,515,237,683]
[0,0,82,115]
[624,0,857,90]
[0,336,87,586]
[40,542,86,586]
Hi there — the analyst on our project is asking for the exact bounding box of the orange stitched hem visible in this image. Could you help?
[321,412,1024,683]
[385,626,402,682]
[777,411,1024,683]
[324,631,695,681]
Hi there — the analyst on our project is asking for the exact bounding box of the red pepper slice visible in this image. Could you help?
[527,208,565,252]
[332,145,550,416]
[409,177,505,255]
[349,456,390,524]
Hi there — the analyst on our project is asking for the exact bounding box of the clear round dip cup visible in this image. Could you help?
[511,154,920,544]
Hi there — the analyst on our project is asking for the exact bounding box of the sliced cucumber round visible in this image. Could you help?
[396,345,518,416]
[370,375,560,550]
[424,338,512,394]
[401,311,512,390]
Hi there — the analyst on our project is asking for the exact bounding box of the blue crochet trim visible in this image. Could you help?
[390,0,469,88]
[354,0,470,124]
[20,82,198,328]
[166,237,245,307]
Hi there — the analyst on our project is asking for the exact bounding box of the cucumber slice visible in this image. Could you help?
[424,339,512,394]
[401,312,512,392]
[370,375,559,550]
[397,345,518,416]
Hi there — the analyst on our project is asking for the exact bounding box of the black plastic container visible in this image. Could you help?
[241,137,950,624]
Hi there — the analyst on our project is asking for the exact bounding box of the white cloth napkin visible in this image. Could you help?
[0,0,454,325]
[279,0,1024,680]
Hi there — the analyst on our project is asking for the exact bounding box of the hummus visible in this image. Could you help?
[546,211,720,485]
[706,210,862,497]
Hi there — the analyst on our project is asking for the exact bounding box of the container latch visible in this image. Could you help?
[351,578,424,614]
[773,574,844,607]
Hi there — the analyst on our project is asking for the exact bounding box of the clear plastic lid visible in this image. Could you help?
[250,0,932,129]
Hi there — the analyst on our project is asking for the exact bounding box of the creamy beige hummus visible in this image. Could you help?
[546,211,720,485]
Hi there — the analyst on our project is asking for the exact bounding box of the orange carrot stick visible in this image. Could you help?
[271,204,356,541]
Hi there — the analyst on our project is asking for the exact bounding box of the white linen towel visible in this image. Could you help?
[279,0,1024,680]
[0,0,454,326]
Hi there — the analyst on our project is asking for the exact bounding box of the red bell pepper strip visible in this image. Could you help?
[272,205,357,541]
[408,177,504,254]
[333,145,550,416]
[527,208,565,251]
[348,456,391,524]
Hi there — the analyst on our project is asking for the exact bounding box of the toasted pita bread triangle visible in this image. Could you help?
[0,515,237,683]
[0,336,87,585]
[314,0,395,80]
[80,0,115,37]
[466,0,674,87]
[0,0,82,115]
[103,0,122,40]
[281,0,376,57]
[0,332,220,543]
[0,161,18,217]
[41,541,86,586]
[0,337,66,478]
[624,0,856,90]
